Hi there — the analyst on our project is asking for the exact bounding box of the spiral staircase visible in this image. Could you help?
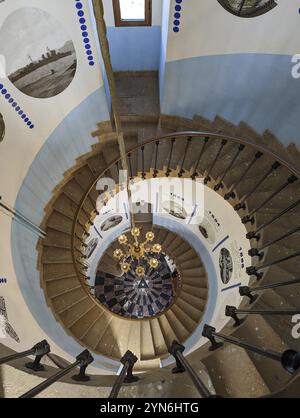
[32,66,300,396]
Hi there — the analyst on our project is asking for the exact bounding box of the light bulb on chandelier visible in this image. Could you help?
[113,228,162,277]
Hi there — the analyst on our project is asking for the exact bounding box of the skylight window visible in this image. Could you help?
[113,0,152,27]
[119,0,145,21]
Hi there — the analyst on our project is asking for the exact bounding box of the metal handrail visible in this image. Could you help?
[70,130,300,310]
[202,324,300,374]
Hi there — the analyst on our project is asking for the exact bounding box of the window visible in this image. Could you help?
[218,0,278,18]
[113,0,152,27]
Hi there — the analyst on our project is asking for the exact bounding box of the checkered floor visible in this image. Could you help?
[95,256,176,319]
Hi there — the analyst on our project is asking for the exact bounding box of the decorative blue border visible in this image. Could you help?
[173,0,183,33]
[212,235,230,253]
[75,0,95,66]
[0,83,35,129]
[221,282,241,292]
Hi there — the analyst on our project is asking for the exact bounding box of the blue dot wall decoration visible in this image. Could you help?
[173,0,183,33]
[0,83,35,129]
[75,0,95,66]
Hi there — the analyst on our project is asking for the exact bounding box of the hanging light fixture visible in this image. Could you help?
[113,228,162,277]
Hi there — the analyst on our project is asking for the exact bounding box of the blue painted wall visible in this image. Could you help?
[107,26,162,71]
[161,54,300,146]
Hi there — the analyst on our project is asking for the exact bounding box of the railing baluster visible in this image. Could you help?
[191,137,209,180]
[246,198,300,241]
[225,305,300,327]
[234,161,281,211]
[247,251,300,279]
[75,233,88,248]
[204,139,227,184]
[20,350,94,398]
[224,151,263,200]
[178,137,192,177]
[74,247,87,258]
[242,175,298,224]
[141,146,146,179]
[235,162,281,211]
[109,351,139,398]
[153,140,159,178]
[166,138,175,177]
[0,340,50,371]
[249,226,300,258]
[240,278,300,304]
[215,144,245,191]
[168,341,218,398]
[128,153,133,180]
[202,325,300,374]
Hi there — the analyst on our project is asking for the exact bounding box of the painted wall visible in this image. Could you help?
[160,0,300,146]
[103,0,163,71]
[0,0,118,373]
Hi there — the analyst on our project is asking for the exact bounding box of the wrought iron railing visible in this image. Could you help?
[65,130,300,397]
[0,341,94,398]
[70,131,300,311]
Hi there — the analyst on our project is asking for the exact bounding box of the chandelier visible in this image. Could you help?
[113,227,162,277]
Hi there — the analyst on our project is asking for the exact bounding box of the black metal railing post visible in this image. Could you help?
[225,305,300,327]
[202,325,300,374]
[128,152,133,180]
[249,227,300,259]
[246,251,300,279]
[19,349,94,398]
[247,198,300,241]
[224,151,263,200]
[215,144,245,191]
[109,350,139,398]
[240,278,300,304]
[178,137,192,177]
[0,340,50,371]
[242,175,298,224]
[191,137,209,180]
[166,138,175,177]
[153,140,159,178]
[168,341,218,398]
[204,139,227,184]
[141,146,146,179]
[234,162,281,211]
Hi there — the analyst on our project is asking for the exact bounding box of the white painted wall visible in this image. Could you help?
[166,0,300,62]
[0,0,114,373]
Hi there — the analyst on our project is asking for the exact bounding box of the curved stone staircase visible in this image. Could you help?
[36,110,300,396]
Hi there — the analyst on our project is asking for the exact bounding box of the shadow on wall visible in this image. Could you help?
[107,26,162,71]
